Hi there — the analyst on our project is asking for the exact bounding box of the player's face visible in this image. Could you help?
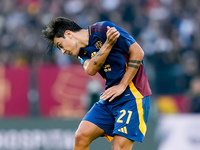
[54,31,79,56]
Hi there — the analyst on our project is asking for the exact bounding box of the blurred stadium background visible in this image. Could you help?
[0,0,200,150]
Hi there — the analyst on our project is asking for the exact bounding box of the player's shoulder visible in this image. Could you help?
[92,21,117,28]
[90,21,118,37]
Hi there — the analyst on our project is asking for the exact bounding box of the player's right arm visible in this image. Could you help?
[83,27,120,76]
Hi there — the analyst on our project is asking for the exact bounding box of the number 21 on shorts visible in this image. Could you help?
[117,110,133,124]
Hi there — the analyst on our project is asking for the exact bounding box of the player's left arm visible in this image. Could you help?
[100,42,144,102]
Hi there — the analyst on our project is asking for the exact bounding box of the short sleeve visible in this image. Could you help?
[101,21,136,54]
[116,31,136,53]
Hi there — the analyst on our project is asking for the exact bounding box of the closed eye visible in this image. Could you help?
[56,42,62,50]
[58,44,63,50]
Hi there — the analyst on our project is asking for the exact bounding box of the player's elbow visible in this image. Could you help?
[129,42,145,60]
[140,49,145,59]
[133,47,144,61]
[83,60,97,76]
[137,43,145,59]
[85,68,97,76]
[86,71,97,76]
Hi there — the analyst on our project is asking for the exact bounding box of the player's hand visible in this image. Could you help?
[100,83,126,102]
[106,26,120,46]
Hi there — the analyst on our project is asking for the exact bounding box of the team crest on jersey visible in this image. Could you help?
[84,50,87,55]
[95,41,103,49]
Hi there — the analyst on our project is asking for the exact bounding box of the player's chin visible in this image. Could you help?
[72,51,79,57]
[68,52,76,56]
[71,52,77,56]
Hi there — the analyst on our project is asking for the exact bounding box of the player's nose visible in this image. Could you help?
[61,49,66,54]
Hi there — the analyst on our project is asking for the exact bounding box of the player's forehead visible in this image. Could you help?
[53,36,64,45]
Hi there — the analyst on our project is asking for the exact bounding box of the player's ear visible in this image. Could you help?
[64,30,73,39]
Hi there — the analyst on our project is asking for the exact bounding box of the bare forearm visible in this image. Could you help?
[120,43,144,88]
[84,42,113,75]
[119,63,141,88]
[99,42,144,102]
[84,26,120,76]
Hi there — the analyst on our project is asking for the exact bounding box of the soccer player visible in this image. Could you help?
[42,17,152,150]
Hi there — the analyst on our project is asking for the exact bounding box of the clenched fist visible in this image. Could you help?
[106,26,120,46]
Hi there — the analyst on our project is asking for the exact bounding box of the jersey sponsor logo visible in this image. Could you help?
[104,64,111,72]
[95,41,103,49]
[118,126,128,134]
[91,52,97,58]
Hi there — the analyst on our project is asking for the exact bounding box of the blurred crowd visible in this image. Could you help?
[0,0,199,106]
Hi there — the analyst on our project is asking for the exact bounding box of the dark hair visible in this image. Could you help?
[42,17,82,50]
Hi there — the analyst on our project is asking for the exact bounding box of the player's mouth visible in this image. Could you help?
[65,51,72,55]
